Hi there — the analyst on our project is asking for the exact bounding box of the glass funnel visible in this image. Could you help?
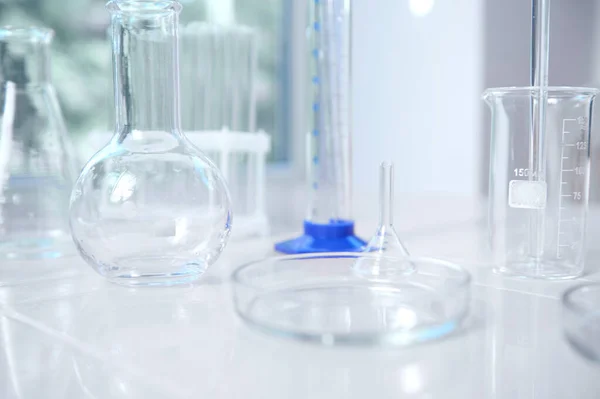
[69,1,232,286]
[484,87,598,279]
[0,27,78,260]
[353,162,413,280]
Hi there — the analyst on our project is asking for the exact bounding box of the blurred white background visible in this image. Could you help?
[353,0,482,196]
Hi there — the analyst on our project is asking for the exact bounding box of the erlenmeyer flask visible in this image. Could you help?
[0,27,78,260]
[69,0,232,286]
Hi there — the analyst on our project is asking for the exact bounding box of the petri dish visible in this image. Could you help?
[562,283,600,362]
[232,253,471,346]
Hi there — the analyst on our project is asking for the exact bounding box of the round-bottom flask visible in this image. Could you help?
[69,0,232,286]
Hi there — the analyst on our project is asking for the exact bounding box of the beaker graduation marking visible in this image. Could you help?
[557,118,588,259]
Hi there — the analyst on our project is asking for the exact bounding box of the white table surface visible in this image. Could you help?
[1,195,599,399]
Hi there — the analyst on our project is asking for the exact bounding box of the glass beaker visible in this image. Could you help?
[0,27,78,259]
[484,86,598,279]
[69,1,232,286]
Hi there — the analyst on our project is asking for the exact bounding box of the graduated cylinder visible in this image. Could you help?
[307,0,352,223]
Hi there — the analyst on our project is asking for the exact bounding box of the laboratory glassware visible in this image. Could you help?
[528,0,551,192]
[275,0,365,253]
[353,162,413,279]
[179,23,257,132]
[69,0,232,286]
[179,22,267,239]
[522,0,551,268]
[483,87,598,279]
[232,252,471,346]
[562,283,600,363]
[187,129,270,239]
[0,27,78,260]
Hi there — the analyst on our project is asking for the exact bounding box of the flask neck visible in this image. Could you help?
[109,1,183,139]
[0,28,53,86]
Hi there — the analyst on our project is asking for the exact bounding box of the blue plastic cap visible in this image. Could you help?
[274,220,366,254]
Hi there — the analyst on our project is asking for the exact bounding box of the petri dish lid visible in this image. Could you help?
[563,283,600,362]
[232,253,471,347]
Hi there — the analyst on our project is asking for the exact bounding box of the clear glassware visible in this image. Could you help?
[233,253,470,346]
[0,27,78,260]
[483,87,598,279]
[353,162,413,280]
[69,1,232,286]
[179,23,257,132]
[275,0,366,254]
[306,0,353,226]
[562,283,600,363]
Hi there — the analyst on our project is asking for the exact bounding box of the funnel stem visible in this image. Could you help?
[379,162,393,228]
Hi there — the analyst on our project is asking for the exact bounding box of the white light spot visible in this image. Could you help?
[132,129,144,140]
[399,364,424,394]
[409,0,434,17]
[173,217,189,243]
[110,172,137,203]
[118,381,128,393]
[389,307,418,329]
